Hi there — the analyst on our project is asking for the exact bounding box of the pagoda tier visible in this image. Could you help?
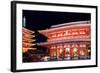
[22,27,36,53]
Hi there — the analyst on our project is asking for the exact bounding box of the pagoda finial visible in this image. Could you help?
[23,16,26,27]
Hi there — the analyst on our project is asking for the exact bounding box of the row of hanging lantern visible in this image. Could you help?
[49,42,90,60]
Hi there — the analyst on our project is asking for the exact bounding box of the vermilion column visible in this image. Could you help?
[70,46,73,59]
[56,48,60,59]
[78,44,80,58]
[50,47,53,60]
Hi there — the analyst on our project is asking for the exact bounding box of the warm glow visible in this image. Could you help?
[66,48,70,52]
[88,49,91,52]
[48,27,90,39]
[80,50,85,55]
[22,27,36,53]
[73,48,78,52]
[22,48,37,53]
[59,49,63,53]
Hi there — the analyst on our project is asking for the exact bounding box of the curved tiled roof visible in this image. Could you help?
[38,21,90,33]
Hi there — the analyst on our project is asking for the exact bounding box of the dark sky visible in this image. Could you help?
[23,10,91,31]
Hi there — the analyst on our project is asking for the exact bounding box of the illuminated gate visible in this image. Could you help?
[37,21,91,61]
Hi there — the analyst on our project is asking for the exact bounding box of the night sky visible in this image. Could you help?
[23,10,91,31]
